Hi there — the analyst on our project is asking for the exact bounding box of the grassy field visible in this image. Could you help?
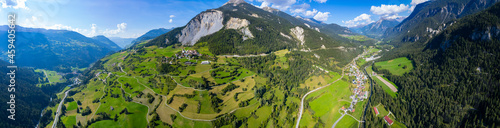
[373,75,397,98]
[62,116,76,128]
[337,115,359,128]
[35,69,64,83]
[374,57,413,76]
[300,79,352,128]
[373,103,406,128]
[66,101,78,111]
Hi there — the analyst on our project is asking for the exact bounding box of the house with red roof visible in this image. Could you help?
[373,107,379,115]
[384,116,394,125]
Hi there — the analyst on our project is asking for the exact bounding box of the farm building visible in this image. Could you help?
[373,107,379,115]
[384,116,394,125]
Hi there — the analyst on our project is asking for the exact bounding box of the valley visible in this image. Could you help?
[3,0,500,128]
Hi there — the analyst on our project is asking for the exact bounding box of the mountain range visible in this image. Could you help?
[352,19,400,39]
[0,26,120,72]
[6,0,500,127]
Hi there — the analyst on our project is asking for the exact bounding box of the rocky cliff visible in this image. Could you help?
[177,10,224,45]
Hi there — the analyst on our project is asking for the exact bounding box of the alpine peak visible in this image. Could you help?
[224,0,247,6]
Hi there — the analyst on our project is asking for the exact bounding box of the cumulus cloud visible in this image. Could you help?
[256,0,296,10]
[304,9,318,16]
[370,4,409,16]
[169,15,174,23]
[0,0,29,10]
[313,0,327,3]
[342,13,374,28]
[290,3,319,17]
[384,14,407,21]
[313,11,330,22]
[103,23,127,35]
[290,3,309,14]
[89,24,97,37]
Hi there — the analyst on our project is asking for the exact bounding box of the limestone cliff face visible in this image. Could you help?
[226,17,254,40]
[290,26,305,46]
[177,10,224,45]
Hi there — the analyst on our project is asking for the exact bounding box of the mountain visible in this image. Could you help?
[130,28,172,46]
[261,7,358,41]
[384,0,500,45]
[92,35,122,51]
[366,2,500,127]
[108,37,135,49]
[146,0,356,55]
[45,1,367,127]
[352,19,399,39]
[0,26,118,72]
[0,60,50,127]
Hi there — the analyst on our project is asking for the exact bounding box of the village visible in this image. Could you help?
[342,60,369,113]
[163,49,211,65]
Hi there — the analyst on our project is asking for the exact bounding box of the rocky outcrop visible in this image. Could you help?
[280,32,292,39]
[226,17,254,40]
[290,26,305,46]
[177,10,224,45]
[226,17,249,29]
[263,7,279,13]
[224,0,247,6]
[471,26,500,41]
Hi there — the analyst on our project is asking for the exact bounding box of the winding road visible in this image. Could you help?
[295,54,361,128]
[51,88,74,128]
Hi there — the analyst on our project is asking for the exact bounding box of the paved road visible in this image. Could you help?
[218,53,268,58]
[295,50,368,128]
[295,56,359,128]
[51,88,73,128]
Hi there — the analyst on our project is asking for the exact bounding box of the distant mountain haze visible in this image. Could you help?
[0,25,120,72]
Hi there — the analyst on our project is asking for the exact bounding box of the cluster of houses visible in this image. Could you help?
[162,49,211,65]
[344,62,369,113]
[175,49,201,59]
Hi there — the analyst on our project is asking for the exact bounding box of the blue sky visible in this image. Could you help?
[0,0,428,38]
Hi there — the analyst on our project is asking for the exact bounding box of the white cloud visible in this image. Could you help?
[384,14,407,21]
[169,19,173,23]
[103,23,127,36]
[0,0,29,10]
[290,3,309,14]
[256,0,296,10]
[411,0,428,5]
[169,15,175,18]
[304,9,318,16]
[342,13,374,28]
[313,11,330,22]
[313,0,327,3]
[370,4,409,16]
[290,3,319,17]
[410,0,429,11]
[89,24,97,37]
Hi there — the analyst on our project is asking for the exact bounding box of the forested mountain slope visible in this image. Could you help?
[0,26,118,72]
[384,0,500,46]
[366,2,500,127]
